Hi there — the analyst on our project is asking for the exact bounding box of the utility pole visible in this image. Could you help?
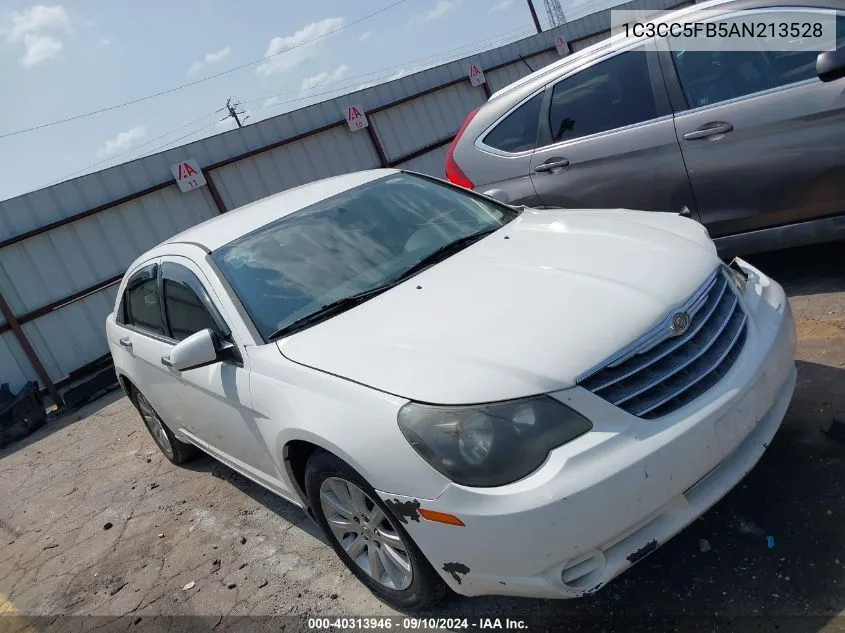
[543,0,567,27]
[526,0,542,33]
[224,97,249,128]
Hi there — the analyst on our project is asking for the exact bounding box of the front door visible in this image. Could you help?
[157,257,285,489]
[529,40,698,216]
[665,8,845,238]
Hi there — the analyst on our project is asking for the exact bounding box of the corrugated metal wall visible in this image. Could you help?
[0,0,688,400]
[212,125,381,209]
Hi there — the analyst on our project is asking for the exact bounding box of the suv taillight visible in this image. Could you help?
[445,107,480,189]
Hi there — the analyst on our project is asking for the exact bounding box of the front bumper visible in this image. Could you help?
[376,259,797,598]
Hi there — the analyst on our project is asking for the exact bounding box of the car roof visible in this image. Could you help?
[487,0,741,101]
[165,169,399,252]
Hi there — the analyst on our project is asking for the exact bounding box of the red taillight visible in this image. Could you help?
[445,107,480,189]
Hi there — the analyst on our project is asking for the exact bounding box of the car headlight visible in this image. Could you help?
[397,395,592,487]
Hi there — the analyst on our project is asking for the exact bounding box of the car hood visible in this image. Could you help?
[278,208,721,405]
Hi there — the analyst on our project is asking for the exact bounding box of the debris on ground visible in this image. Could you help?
[182,581,195,591]
[42,543,58,550]
[699,539,712,553]
[148,483,159,491]
[62,368,119,411]
[211,559,221,574]
[109,581,128,596]
[227,583,237,589]
[103,522,113,530]
[157,533,164,538]
[0,381,46,449]
[240,536,247,545]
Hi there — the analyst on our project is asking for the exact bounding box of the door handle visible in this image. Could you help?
[534,158,570,173]
[119,337,132,349]
[683,123,734,140]
[161,356,173,368]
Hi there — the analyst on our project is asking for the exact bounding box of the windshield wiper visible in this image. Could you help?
[267,228,497,341]
[390,228,498,285]
[268,285,393,341]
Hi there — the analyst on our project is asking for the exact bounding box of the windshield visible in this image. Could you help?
[211,173,516,341]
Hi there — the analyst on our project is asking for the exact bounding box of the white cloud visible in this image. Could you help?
[264,96,280,108]
[300,64,349,90]
[255,17,344,76]
[187,45,231,75]
[488,0,514,13]
[96,126,147,158]
[99,38,110,46]
[205,45,230,63]
[20,33,62,66]
[2,4,73,67]
[419,0,457,23]
[357,31,371,42]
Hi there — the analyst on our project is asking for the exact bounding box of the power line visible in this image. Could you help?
[239,24,534,108]
[46,109,225,185]
[42,24,537,187]
[239,26,535,119]
[0,0,410,140]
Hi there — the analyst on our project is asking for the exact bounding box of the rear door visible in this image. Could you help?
[528,39,698,215]
[664,7,845,238]
[112,259,184,423]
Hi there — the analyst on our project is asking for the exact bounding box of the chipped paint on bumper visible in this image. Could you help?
[376,268,797,599]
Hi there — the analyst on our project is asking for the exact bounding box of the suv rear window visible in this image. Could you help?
[482,92,544,153]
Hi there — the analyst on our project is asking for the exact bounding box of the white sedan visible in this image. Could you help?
[106,169,797,610]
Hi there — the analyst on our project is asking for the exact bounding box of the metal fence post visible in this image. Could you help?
[0,291,63,407]
[364,116,390,168]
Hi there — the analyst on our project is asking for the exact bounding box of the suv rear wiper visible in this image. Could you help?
[268,228,497,341]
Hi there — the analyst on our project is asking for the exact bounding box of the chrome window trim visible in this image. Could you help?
[533,113,676,154]
[474,88,546,158]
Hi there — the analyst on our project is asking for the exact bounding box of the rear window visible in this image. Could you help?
[482,92,544,153]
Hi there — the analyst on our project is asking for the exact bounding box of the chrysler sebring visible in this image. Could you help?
[106,169,797,610]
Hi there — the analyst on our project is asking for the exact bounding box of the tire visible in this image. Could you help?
[131,388,197,465]
[305,450,447,611]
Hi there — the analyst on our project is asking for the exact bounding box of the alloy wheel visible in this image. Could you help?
[135,393,174,460]
[319,477,413,590]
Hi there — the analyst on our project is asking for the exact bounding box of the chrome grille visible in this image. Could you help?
[578,269,747,419]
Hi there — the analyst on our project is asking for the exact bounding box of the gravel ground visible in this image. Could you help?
[1,243,843,633]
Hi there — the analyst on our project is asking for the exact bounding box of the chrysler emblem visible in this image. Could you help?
[671,311,691,336]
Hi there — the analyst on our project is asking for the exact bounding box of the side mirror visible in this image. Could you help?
[169,328,219,371]
[817,47,845,83]
[483,188,510,204]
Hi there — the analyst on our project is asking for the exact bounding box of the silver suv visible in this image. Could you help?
[445,0,845,255]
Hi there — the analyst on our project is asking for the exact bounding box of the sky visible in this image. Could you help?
[0,0,574,202]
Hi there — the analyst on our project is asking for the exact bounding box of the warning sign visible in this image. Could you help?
[170,158,207,193]
[343,104,368,132]
[468,63,486,87]
[555,35,570,56]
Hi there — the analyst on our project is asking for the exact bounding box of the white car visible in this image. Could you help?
[106,169,797,610]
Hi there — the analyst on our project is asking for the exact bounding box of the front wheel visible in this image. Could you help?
[305,451,446,611]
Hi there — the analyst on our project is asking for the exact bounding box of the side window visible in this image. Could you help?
[548,49,658,143]
[123,265,165,335]
[671,13,845,109]
[482,92,544,153]
[161,263,223,342]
